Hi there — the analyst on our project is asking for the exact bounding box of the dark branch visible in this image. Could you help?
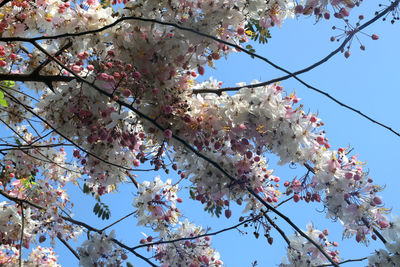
[0,0,12,8]
[0,73,74,83]
[31,41,73,75]
[100,211,136,232]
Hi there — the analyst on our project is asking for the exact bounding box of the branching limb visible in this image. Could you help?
[31,41,73,76]
[3,89,137,172]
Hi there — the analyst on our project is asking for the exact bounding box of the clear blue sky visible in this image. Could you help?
[1,1,399,266]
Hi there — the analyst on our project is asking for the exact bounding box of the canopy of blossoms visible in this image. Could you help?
[0,0,399,266]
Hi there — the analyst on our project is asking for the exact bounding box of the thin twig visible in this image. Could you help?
[274,196,293,209]
[262,211,291,246]
[100,211,136,232]
[317,257,368,266]
[32,41,73,75]
[3,89,137,172]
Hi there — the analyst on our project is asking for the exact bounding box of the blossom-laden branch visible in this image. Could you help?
[0,0,399,266]
[0,189,156,267]
[29,32,343,267]
[0,0,398,137]
[303,163,388,245]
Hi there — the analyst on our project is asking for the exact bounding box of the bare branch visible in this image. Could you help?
[132,216,259,250]
[317,257,368,266]
[0,73,74,83]
[31,41,73,75]
[100,211,136,232]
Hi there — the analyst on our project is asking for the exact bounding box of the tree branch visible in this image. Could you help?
[100,211,136,232]
[317,256,368,266]
[0,73,74,83]
[262,211,291,246]
[0,0,12,8]
[2,1,399,138]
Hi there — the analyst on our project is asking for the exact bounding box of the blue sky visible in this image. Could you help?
[1,1,400,266]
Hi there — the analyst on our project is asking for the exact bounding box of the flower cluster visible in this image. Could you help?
[280,223,340,266]
[133,176,181,233]
[155,220,223,267]
[368,216,400,266]
[0,244,61,266]
[77,230,126,267]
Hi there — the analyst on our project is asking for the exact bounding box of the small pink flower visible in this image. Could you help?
[163,129,172,139]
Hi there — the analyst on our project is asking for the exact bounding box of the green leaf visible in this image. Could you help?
[83,184,89,194]
[3,80,15,87]
[97,209,104,218]
[126,262,134,267]
[0,97,8,107]
[93,203,100,214]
